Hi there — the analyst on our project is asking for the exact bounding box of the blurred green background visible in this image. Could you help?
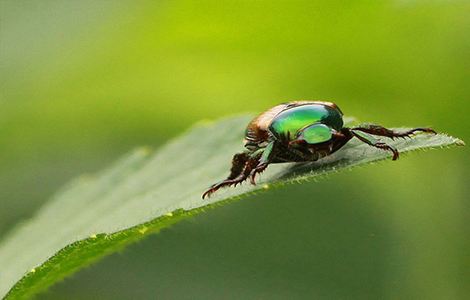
[1,0,469,299]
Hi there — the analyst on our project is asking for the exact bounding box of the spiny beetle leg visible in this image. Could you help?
[350,129,400,160]
[202,155,259,199]
[249,141,276,185]
[250,163,268,185]
[226,152,250,179]
[352,124,436,140]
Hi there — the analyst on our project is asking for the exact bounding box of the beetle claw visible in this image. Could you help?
[249,163,268,185]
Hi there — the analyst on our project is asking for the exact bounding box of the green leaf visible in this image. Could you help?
[0,115,464,299]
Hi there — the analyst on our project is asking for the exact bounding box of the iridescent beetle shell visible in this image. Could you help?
[245,101,342,148]
[202,100,436,198]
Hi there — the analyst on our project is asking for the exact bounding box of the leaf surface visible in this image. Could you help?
[0,115,464,299]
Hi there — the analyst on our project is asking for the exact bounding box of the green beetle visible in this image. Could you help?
[202,101,436,198]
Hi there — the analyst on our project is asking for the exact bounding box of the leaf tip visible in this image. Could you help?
[455,139,465,146]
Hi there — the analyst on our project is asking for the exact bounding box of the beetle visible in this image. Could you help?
[202,101,436,199]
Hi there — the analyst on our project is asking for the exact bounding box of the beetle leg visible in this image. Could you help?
[226,152,251,180]
[249,141,276,184]
[202,152,260,199]
[349,129,399,160]
[351,124,436,140]
[324,129,354,154]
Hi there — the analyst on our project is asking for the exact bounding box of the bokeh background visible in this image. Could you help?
[1,0,469,299]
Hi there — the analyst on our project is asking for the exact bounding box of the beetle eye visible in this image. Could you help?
[298,123,332,144]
